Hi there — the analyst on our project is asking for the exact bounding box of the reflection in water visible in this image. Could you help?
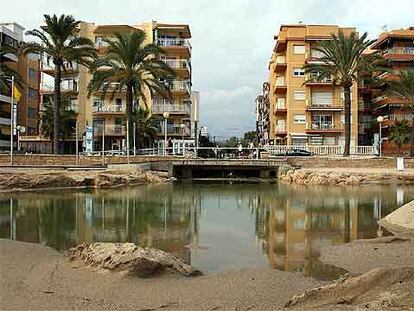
[1,183,413,279]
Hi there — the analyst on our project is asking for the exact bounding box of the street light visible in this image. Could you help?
[180,123,185,155]
[163,111,170,156]
[377,116,384,157]
[16,125,25,152]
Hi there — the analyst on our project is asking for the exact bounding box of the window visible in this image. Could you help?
[292,137,307,145]
[27,108,37,119]
[293,45,305,54]
[293,91,306,100]
[29,68,37,81]
[293,68,305,77]
[312,92,333,106]
[28,88,38,101]
[294,115,306,124]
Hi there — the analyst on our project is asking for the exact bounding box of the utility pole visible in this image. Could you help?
[75,121,79,166]
[10,75,14,166]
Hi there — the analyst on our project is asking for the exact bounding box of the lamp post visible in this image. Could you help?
[180,123,185,155]
[16,125,25,152]
[377,116,384,157]
[163,112,169,156]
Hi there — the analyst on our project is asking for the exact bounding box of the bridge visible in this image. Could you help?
[162,159,294,181]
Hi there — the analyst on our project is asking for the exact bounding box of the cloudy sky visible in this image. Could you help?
[1,0,413,138]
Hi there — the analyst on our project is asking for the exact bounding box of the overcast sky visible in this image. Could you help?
[1,0,413,138]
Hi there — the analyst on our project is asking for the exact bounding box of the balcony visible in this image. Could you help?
[274,77,287,93]
[152,99,191,115]
[94,124,125,136]
[384,47,414,61]
[157,38,191,49]
[305,73,333,85]
[305,99,343,111]
[274,56,287,71]
[170,80,191,94]
[162,59,191,76]
[42,59,78,75]
[274,99,287,114]
[158,124,191,136]
[275,125,287,135]
[93,104,125,114]
[306,122,343,133]
[0,117,11,125]
[41,80,78,94]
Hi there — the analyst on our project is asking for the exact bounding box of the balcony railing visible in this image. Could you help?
[275,126,286,133]
[152,100,191,114]
[42,60,78,72]
[275,77,286,87]
[93,105,125,113]
[94,124,125,136]
[170,80,191,93]
[162,59,190,72]
[307,73,333,84]
[305,98,344,110]
[158,124,191,135]
[306,122,342,131]
[41,81,78,93]
[385,47,414,55]
[157,38,191,49]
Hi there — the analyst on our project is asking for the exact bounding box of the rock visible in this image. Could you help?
[379,200,414,238]
[67,242,202,278]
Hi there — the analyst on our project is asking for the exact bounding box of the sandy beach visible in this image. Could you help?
[1,236,414,310]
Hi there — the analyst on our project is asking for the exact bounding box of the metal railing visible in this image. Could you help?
[152,102,191,114]
[265,145,375,156]
[306,122,342,131]
[157,38,191,49]
[94,125,125,136]
[162,59,190,72]
[93,105,125,113]
[385,47,414,55]
[305,98,344,109]
[170,80,191,93]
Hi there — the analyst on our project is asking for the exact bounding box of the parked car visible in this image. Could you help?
[285,149,312,156]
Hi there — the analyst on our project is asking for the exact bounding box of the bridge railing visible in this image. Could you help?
[264,145,376,156]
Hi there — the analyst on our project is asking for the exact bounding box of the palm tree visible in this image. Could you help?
[386,70,414,156]
[389,120,410,156]
[131,106,158,149]
[87,30,174,150]
[24,14,95,154]
[304,31,383,156]
[41,97,77,141]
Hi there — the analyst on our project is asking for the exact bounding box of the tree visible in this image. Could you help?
[242,131,257,145]
[41,97,77,141]
[304,31,383,156]
[386,70,414,156]
[24,14,95,154]
[131,107,158,149]
[389,120,410,156]
[87,30,174,150]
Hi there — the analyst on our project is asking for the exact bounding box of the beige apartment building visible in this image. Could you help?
[266,24,359,146]
[23,21,192,153]
[0,22,40,151]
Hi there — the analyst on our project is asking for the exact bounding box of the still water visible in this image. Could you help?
[1,183,413,280]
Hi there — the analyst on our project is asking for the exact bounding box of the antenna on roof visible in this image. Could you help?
[381,25,388,32]
[299,21,303,25]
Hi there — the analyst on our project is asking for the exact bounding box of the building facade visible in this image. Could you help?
[266,24,359,146]
[27,21,193,153]
[255,82,270,146]
[0,22,40,151]
[370,27,414,154]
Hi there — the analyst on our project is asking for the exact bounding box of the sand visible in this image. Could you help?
[0,239,319,311]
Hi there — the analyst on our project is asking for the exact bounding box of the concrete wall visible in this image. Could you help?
[288,157,414,169]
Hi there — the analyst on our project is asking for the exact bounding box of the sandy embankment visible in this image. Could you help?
[0,167,169,192]
[0,239,319,310]
[279,167,414,186]
[287,200,414,310]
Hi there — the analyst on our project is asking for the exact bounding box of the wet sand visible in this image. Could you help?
[0,239,319,310]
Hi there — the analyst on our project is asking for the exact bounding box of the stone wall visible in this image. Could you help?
[287,157,414,169]
[0,155,182,167]
[279,169,414,186]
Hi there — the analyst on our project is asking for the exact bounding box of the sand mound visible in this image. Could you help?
[286,266,414,310]
[67,242,202,277]
[379,200,414,238]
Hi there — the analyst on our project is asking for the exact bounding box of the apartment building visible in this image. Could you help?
[267,24,359,146]
[255,82,270,145]
[31,21,192,153]
[370,27,414,153]
[0,22,40,151]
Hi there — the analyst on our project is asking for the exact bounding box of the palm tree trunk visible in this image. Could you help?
[343,86,352,157]
[125,85,133,153]
[53,62,62,154]
[411,116,414,157]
